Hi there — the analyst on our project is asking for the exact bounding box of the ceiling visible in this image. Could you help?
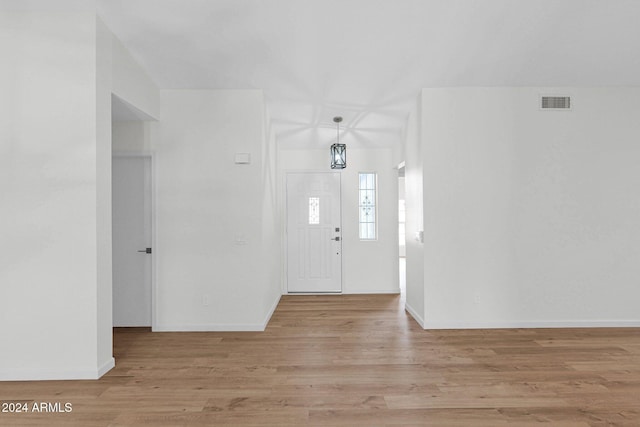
[97,0,640,149]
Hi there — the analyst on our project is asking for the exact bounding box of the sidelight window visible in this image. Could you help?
[358,173,377,240]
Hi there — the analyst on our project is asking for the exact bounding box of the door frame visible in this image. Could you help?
[397,162,406,298]
[112,152,157,329]
[284,170,343,295]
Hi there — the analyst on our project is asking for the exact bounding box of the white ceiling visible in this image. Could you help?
[98,0,640,149]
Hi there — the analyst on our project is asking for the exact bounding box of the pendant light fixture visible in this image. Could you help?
[330,116,346,169]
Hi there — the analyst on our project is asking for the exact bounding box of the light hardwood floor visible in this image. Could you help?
[1,294,640,426]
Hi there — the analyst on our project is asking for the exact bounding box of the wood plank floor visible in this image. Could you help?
[1,294,640,426]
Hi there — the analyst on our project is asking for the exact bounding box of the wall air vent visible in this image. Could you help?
[541,96,571,110]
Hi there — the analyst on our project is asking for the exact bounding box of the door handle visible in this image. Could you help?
[138,248,152,254]
[330,237,340,241]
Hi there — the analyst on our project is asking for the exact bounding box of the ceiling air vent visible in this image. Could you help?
[541,96,571,110]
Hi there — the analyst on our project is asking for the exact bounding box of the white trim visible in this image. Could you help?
[344,288,401,294]
[150,154,157,331]
[261,294,282,330]
[286,292,343,295]
[0,358,115,381]
[423,320,640,330]
[155,294,282,332]
[405,302,425,328]
[97,357,116,378]
[154,323,268,332]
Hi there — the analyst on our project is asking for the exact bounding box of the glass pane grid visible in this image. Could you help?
[358,173,377,240]
[309,197,320,225]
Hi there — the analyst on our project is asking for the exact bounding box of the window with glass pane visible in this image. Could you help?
[358,173,377,240]
[309,197,320,225]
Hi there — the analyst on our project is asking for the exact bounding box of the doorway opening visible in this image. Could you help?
[111,94,157,330]
[112,154,153,327]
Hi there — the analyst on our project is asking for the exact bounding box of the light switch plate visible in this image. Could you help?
[234,153,251,164]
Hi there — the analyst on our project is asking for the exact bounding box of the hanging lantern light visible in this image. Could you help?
[330,116,346,169]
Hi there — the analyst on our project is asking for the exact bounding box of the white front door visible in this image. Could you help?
[286,172,342,293]
[112,156,152,326]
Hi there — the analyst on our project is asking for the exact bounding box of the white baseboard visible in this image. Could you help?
[154,294,283,332]
[344,288,401,294]
[423,320,640,329]
[0,358,115,381]
[285,289,400,295]
[405,302,425,328]
[262,293,281,330]
[285,292,342,295]
[153,323,267,332]
[97,357,115,378]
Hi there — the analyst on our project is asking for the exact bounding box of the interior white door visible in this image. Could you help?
[112,156,152,326]
[286,172,342,293]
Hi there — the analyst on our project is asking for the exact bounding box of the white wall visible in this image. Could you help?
[153,90,280,331]
[403,95,425,325]
[112,121,152,153]
[0,3,161,379]
[96,16,114,377]
[260,108,282,315]
[0,6,109,380]
[279,149,399,294]
[111,35,160,120]
[422,87,640,328]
